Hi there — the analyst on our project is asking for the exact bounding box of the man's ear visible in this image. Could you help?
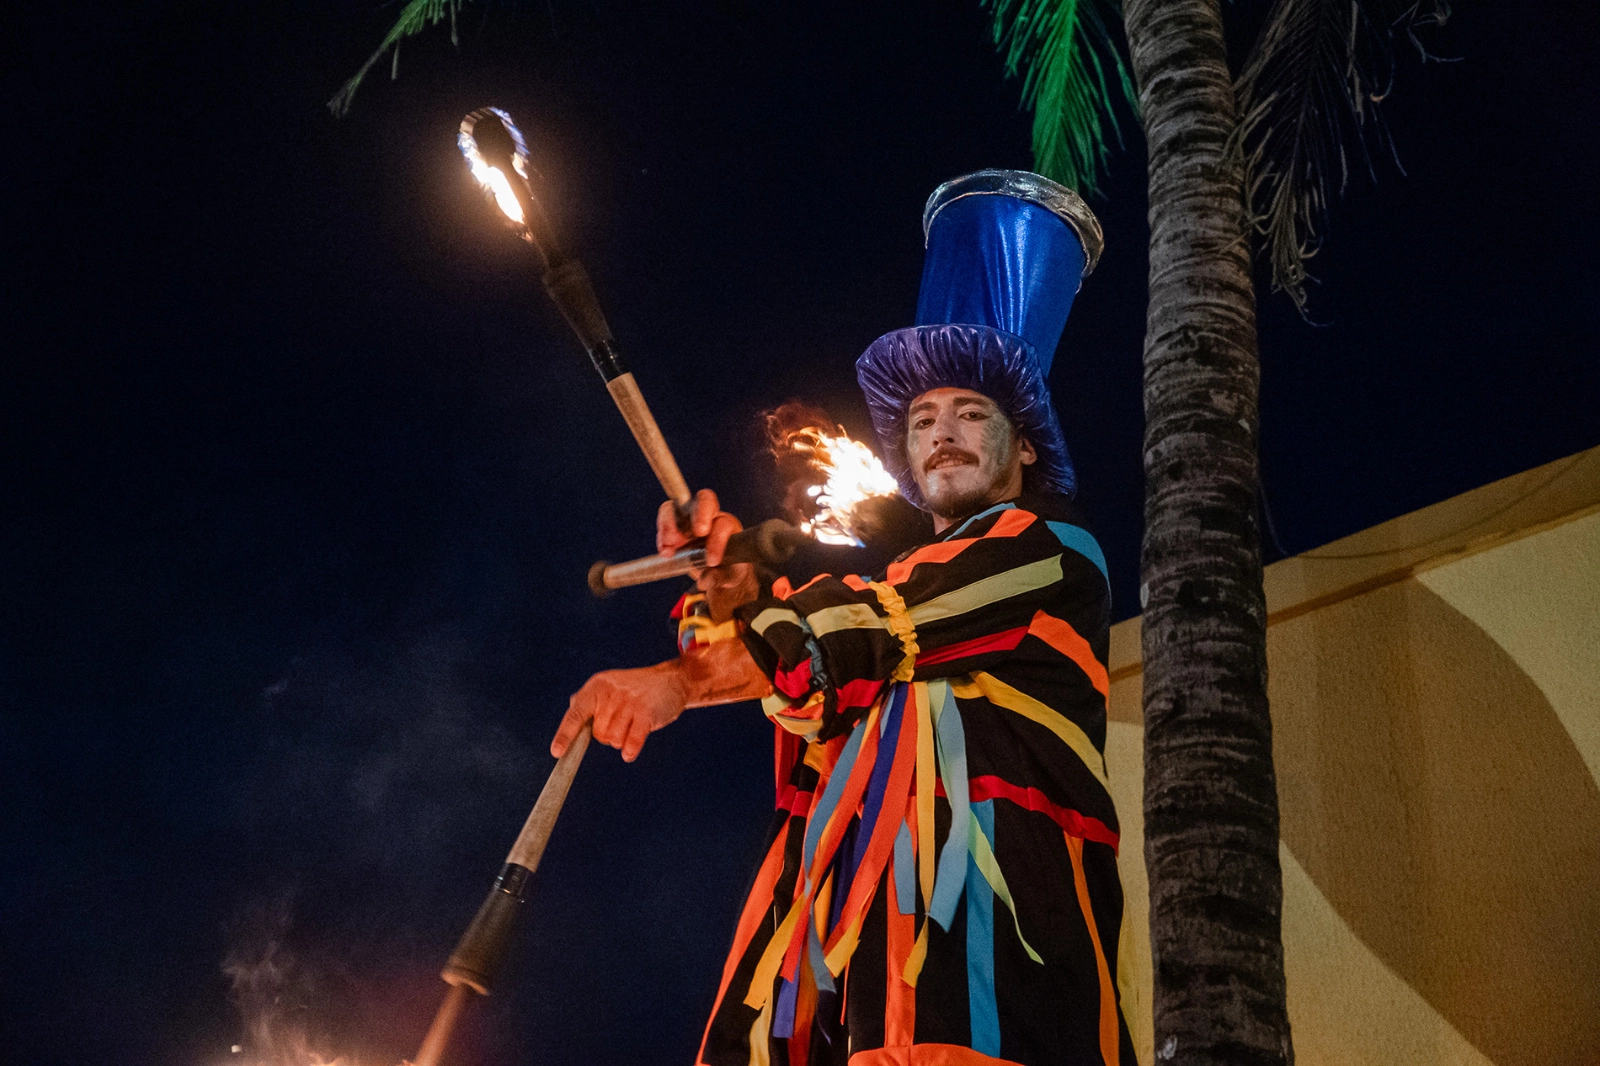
[1016,437,1038,467]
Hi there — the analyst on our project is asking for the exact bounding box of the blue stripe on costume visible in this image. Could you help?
[928,680,970,929]
[894,820,916,915]
[946,502,1017,540]
[802,711,869,871]
[850,685,906,878]
[774,975,798,1038]
[966,799,1000,1057]
[1046,521,1109,584]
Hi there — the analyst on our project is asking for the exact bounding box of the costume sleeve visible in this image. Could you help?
[736,501,1110,739]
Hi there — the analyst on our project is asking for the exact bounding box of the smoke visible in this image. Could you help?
[220,894,368,1066]
[210,623,552,1064]
[226,625,540,877]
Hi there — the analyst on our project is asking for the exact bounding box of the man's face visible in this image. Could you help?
[906,387,1036,528]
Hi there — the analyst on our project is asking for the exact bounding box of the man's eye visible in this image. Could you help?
[961,410,987,420]
[913,417,933,429]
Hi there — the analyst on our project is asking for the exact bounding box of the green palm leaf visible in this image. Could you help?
[985,0,1138,199]
[329,0,468,117]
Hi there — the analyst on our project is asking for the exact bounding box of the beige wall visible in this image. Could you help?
[1105,447,1600,1065]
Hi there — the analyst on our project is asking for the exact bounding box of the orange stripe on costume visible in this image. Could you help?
[883,853,917,1047]
[847,1042,1033,1066]
[884,508,1037,585]
[1026,610,1109,698]
[699,827,790,1058]
[1067,833,1120,1066]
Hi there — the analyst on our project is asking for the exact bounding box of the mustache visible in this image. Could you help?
[923,445,980,473]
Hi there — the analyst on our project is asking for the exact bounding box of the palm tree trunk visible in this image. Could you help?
[1120,0,1292,1063]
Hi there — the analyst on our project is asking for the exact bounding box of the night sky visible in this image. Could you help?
[4,2,1597,1064]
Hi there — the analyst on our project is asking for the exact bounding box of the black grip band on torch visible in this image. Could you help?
[589,519,807,597]
[542,259,623,380]
[435,721,592,997]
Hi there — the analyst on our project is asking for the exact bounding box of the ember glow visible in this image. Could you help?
[784,426,899,546]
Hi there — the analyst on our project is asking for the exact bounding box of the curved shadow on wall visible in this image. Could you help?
[1270,580,1600,1065]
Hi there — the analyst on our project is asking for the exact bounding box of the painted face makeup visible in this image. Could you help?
[906,388,1035,529]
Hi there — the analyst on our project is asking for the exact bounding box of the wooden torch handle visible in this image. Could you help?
[605,372,693,507]
[506,721,592,869]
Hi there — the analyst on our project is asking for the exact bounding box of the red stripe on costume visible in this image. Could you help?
[775,787,815,815]
[774,657,815,699]
[776,729,802,795]
[913,626,1028,668]
[965,775,1120,851]
[836,677,888,713]
[884,508,1037,585]
[791,952,818,1066]
[1026,610,1109,699]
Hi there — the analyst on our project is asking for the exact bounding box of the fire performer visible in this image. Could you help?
[553,170,1132,1066]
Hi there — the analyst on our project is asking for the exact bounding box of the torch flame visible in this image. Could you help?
[783,427,899,546]
[458,132,526,225]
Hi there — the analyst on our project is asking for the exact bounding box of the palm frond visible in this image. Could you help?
[985,0,1138,199]
[1235,0,1452,311]
[329,0,470,117]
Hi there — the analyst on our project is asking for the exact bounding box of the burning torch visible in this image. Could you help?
[589,421,907,593]
[457,107,691,507]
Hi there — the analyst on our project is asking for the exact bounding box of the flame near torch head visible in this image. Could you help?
[766,404,899,547]
[457,107,538,240]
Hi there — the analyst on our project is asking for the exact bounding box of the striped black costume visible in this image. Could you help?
[694,494,1134,1066]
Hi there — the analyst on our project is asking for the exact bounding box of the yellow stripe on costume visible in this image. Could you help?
[822,909,866,976]
[744,897,806,1009]
[806,601,887,638]
[746,995,773,1066]
[950,672,1109,790]
[681,614,741,646]
[908,555,1063,626]
[761,691,826,736]
[968,813,1042,964]
[749,606,804,636]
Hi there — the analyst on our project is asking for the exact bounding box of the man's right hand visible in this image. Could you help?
[658,488,743,567]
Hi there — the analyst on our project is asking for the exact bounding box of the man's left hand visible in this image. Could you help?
[554,661,689,762]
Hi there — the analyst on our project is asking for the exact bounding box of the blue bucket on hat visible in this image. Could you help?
[855,169,1103,507]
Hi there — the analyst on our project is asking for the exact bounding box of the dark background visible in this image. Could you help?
[3,2,1596,1064]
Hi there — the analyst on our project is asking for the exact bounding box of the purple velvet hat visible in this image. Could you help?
[855,170,1102,507]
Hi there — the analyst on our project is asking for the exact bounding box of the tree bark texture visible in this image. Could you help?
[1121,0,1292,1063]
